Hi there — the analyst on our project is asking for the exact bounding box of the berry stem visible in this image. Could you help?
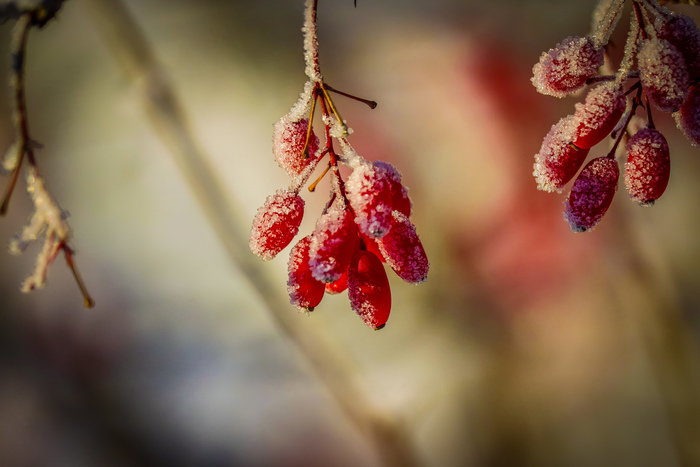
[308,161,331,192]
[633,0,650,40]
[609,86,643,158]
[302,88,319,159]
[324,84,378,109]
[320,83,349,136]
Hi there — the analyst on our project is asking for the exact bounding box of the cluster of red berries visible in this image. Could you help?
[532,0,700,232]
[249,81,428,330]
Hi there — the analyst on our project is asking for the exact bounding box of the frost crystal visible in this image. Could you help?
[346,161,394,238]
[309,206,357,283]
[272,115,319,176]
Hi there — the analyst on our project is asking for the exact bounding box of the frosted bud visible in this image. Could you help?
[309,206,358,283]
[377,211,429,284]
[564,156,619,232]
[674,83,700,147]
[573,82,627,149]
[346,161,394,238]
[534,116,590,193]
[624,127,670,206]
[249,190,305,260]
[531,36,604,98]
[638,38,690,113]
[272,115,320,176]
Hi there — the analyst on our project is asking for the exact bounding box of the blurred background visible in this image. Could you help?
[0,0,699,466]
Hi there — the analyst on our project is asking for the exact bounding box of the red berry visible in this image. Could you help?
[272,115,320,176]
[564,156,619,232]
[572,82,627,149]
[675,83,700,147]
[287,236,326,311]
[309,206,359,283]
[531,36,604,98]
[249,190,305,260]
[374,161,412,217]
[624,127,670,206]
[360,231,386,263]
[534,116,590,193]
[638,38,690,113]
[325,271,348,294]
[377,212,429,284]
[346,162,394,238]
[348,250,391,330]
[656,13,700,80]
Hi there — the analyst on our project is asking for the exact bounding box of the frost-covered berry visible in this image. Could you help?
[624,127,670,206]
[531,36,604,98]
[377,211,429,284]
[325,271,348,294]
[346,161,394,238]
[309,206,359,283]
[638,38,690,113]
[272,115,320,176]
[564,156,619,232]
[675,83,700,147]
[656,13,700,80]
[348,250,391,330]
[250,190,305,260]
[573,82,627,149]
[374,161,412,217]
[287,236,326,311]
[534,116,590,193]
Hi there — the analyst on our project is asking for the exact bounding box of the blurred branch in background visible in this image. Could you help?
[81,0,421,466]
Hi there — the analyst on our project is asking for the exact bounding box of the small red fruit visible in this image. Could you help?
[377,211,429,284]
[287,236,326,311]
[348,250,391,330]
[272,115,320,176]
[624,127,670,206]
[564,156,619,232]
[534,116,590,193]
[249,190,305,260]
[309,206,359,283]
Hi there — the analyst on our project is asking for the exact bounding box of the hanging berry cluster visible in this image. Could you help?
[531,0,700,232]
[249,0,429,330]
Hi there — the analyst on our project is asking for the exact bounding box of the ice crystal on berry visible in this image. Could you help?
[532,0,700,232]
[249,0,429,329]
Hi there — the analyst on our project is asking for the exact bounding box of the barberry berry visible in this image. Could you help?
[534,116,590,193]
[564,157,619,232]
[249,189,305,260]
[573,82,627,149]
[656,13,700,80]
[288,235,326,311]
[675,83,700,147]
[638,38,689,113]
[309,206,359,283]
[624,127,670,206]
[346,161,394,238]
[272,115,320,176]
[325,271,348,294]
[377,211,429,284]
[347,249,391,330]
[531,36,604,98]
